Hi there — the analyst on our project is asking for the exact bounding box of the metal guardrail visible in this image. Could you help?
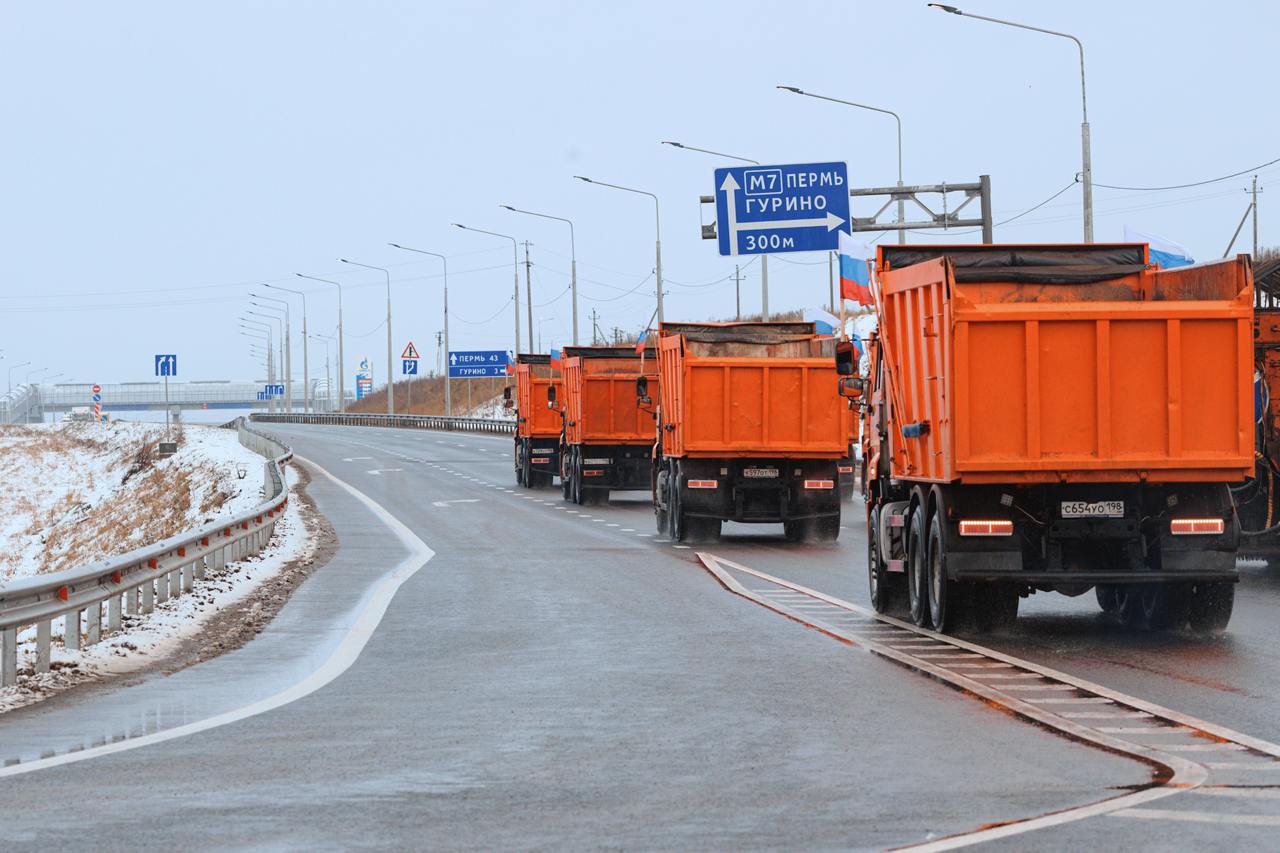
[251,412,516,435]
[0,418,294,686]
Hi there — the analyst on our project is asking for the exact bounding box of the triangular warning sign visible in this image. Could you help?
[401,341,420,360]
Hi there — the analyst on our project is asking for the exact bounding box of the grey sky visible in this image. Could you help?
[2,0,1275,387]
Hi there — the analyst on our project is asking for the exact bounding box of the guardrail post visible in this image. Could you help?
[194,555,206,581]
[36,619,51,672]
[156,570,169,604]
[126,585,140,616]
[181,562,193,592]
[1,628,16,687]
[142,580,155,613]
[64,610,81,651]
[86,602,101,645]
[107,593,122,633]
[168,568,181,599]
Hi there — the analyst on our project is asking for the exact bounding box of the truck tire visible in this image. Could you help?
[671,472,687,541]
[906,510,930,628]
[1188,582,1234,632]
[972,584,1019,633]
[868,506,897,614]
[655,465,671,535]
[515,442,526,487]
[1095,584,1119,619]
[1124,584,1191,631]
[926,513,958,632]
[561,449,573,501]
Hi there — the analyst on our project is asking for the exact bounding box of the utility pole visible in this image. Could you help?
[590,309,600,345]
[828,252,835,312]
[734,265,742,320]
[1253,174,1261,259]
[435,331,443,376]
[522,241,534,351]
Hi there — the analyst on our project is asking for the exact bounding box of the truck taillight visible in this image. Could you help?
[803,480,835,490]
[837,466,854,474]
[959,520,1014,537]
[1170,518,1225,535]
[688,479,718,489]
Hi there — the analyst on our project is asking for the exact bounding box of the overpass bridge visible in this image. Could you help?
[1,380,348,423]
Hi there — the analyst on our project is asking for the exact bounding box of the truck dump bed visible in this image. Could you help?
[514,354,562,439]
[876,244,1254,484]
[657,321,845,459]
[562,346,658,446]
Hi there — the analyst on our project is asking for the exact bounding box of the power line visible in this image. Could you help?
[1091,153,1280,192]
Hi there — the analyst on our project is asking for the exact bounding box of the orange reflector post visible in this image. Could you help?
[1170,518,1225,535]
[959,520,1014,537]
[177,547,186,557]
[687,479,718,489]
[148,558,158,569]
[803,479,835,490]
[111,570,122,584]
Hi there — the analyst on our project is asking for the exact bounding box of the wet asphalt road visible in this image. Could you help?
[2,423,1278,850]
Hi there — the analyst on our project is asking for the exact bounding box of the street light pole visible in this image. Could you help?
[500,206,579,345]
[339,259,394,415]
[662,141,772,316]
[264,283,311,413]
[295,274,344,412]
[388,243,452,416]
[310,333,334,412]
[8,361,30,396]
[574,176,664,324]
[778,86,905,244]
[250,293,292,412]
[453,224,522,354]
[928,4,1092,242]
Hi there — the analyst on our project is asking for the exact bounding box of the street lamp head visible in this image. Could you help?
[499,204,515,211]
[927,3,962,13]
[338,258,349,263]
[451,223,465,229]
[661,141,685,149]
[388,243,403,249]
[573,176,592,183]
[777,85,805,94]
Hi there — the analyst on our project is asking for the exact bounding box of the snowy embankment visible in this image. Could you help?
[468,394,516,420]
[0,421,317,712]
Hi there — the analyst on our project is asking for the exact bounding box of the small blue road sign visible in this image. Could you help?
[154,354,178,377]
[91,393,101,403]
[257,391,267,401]
[263,384,284,397]
[714,161,850,256]
[448,349,508,378]
[403,359,418,376]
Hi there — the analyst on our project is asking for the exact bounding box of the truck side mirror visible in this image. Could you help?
[635,376,652,407]
[502,386,512,401]
[836,350,855,376]
[839,376,865,399]
[547,385,556,403]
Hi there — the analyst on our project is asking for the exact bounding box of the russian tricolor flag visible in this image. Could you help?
[803,307,840,338]
[549,347,562,370]
[1124,226,1194,269]
[634,329,648,354]
[838,231,874,306]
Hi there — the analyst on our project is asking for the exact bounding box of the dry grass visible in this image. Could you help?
[347,375,508,416]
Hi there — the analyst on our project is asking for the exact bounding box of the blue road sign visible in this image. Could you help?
[403,359,418,376]
[448,349,509,378]
[714,162,850,256]
[257,391,267,401]
[91,393,101,403]
[154,354,178,377]
[263,384,284,397]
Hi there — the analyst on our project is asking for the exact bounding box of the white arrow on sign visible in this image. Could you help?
[720,173,844,256]
[366,468,404,475]
[431,499,481,507]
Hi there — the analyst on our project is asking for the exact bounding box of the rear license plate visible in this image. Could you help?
[743,467,779,479]
[1060,500,1124,519]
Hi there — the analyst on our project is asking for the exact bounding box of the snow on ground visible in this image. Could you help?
[0,420,269,582]
[468,394,515,420]
[0,422,317,714]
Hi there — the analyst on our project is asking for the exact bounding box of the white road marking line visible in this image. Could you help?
[1097,726,1193,734]
[674,545,691,549]
[1192,787,1280,800]
[1151,743,1247,752]
[999,684,1077,692]
[607,523,620,527]
[1206,762,1280,770]
[620,528,635,532]
[0,453,434,780]
[1028,697,1113,705]
[913,654,988,661]
[1060,711,1153,719]
[1110,808,1280,826]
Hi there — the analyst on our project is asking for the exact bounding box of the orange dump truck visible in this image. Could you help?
[505,353,562,488]
[853,244,1253,634]
[556,345,659,505]
[648,321,846,542]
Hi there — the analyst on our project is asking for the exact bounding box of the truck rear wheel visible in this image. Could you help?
[927,513,959,632]
[1188,582,1234,632]
[906,511,930,628]
[562,449,573,501]
[655,465,671,535]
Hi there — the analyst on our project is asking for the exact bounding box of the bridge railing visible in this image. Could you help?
[0,418,293,686]
[250,412,516,435]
